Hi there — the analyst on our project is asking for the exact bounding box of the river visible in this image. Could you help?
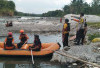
[0,56,67,68]
[0,33,71,68]
[0,33,62,43]
[0,16,84,68]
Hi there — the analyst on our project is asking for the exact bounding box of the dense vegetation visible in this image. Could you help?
[1,0,100,17]
[87,22,100,29]
[0,0,41,16]
[14,11,41,17]
[42,10,64,17]
[42,0,100,17]
[87,22,100,41]
[0,0,15,16]
[88,32,100,41]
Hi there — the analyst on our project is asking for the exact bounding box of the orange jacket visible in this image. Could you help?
[5,37,14,43]
[19,34,29,40]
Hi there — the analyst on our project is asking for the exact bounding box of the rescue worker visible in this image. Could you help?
[29,35,41,51]
[71,15,81,42]
[74,23,79,42]
[62,19,70,47]
[4,32,15,50]
[17,30,29,49]
[71,13,85,45]
[81,19,87,44]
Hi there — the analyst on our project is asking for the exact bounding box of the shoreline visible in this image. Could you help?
[0,16,100,67]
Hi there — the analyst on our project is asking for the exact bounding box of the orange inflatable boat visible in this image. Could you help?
[0,42,60,56]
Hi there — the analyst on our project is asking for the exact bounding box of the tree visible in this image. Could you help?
[82,2,91,14]
[70,0,84,14]
[42,10,64,17]
[63,5,70,14]
[0,0,15,16]
[91,0,100,14]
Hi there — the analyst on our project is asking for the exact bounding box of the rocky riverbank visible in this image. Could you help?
[51,42,100,68]
[0,15,100,67]
[0,14,100,36]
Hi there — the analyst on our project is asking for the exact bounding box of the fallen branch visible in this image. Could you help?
[54,50,100,68]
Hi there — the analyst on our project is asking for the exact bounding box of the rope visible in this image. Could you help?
[31,49,34,64]
[55,50,100,68]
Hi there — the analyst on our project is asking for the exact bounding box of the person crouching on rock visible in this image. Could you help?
[29,35,41,51]
[17,30,29,49]
[4,32,15,50]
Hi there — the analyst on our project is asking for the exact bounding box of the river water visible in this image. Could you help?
[0,33,62,43]
[0,17,82,68]
[0,57,67,68]
[0,33,70,68]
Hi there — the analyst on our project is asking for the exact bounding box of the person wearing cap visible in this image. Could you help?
[71,13,86,45]
[17,30,29,49]
[4,32,15,50]
[62,19,70,47]
[29,35,41,51]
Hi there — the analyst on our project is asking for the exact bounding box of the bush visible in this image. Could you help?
[87,22,100,29]
[88,32,100,41]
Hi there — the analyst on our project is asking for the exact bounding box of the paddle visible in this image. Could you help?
[31,49,34,64]
[20,41,28,50]
[21,41,27,48]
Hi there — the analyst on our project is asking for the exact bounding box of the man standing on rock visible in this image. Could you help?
[71,13,86,45]
[62,19,70,47]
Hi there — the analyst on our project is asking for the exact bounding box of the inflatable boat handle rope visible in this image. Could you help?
[31,49,34,64]
[30,42,59,65]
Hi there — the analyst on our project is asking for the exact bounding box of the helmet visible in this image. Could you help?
[8,32,12,35]
[20,30,24,33]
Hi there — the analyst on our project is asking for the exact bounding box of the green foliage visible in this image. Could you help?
[0,0,41,16]
[42,10,64,17]
[90,0,100,14]
[0,0,15,16]
[63,0,100,15]
[63,0,91,14]
[42,0,100,17]
[63,5,70,14]
[88,32,100,41]
[1,0,100,16]
[87,22,100,29]
[14,11,42,17]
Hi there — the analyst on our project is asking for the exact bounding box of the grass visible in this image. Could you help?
[88,32,100,41]
[87,22,100,29]
[97,14,100,16]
